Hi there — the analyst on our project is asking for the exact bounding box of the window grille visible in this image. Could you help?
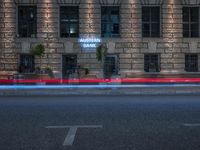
[185,54,198,72]
[60,6,79,38]
[144,54,160,72]
[19,54,35,73]
[183,7,199,37]
[142,6,160,37]
[101,6,120,37]
[18,6,37,38]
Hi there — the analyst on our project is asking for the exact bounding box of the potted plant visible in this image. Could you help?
[30,44,45,83]
[45,66,54,78]
[96,44,107,78]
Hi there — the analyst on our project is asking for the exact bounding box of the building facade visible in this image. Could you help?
[0,0,200,78]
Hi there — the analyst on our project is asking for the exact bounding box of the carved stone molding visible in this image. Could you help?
[56,0,81,4]
[14,0,37,4]
[182,0,200,4]
[99,0,122,5]
[140,0,164,5]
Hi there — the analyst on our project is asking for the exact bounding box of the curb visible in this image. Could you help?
[0,85,200,96]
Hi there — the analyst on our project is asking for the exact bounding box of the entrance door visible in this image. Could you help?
[62,54,77,78]
[104,54,118,78]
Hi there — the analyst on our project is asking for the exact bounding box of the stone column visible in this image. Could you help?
[0,0,17,73]
[37,0,61,72]
[78,0,101,74]
[162,0,184,73]
[120,0,143,76]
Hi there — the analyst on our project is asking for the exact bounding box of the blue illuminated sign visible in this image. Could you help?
[79,38,101,49]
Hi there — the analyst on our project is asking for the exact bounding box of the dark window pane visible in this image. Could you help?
[102,23,110,37]
[60,6,79,38]
[142,23,150,37]
[151,23,160,37]
[191,8,199,22]
[183,7,189,22]
[151,7,160,22]
[101,6,120,37]
[191,23,199,37]
[183,24,189,37]
[142,7,150,22]
[112,23,119,34]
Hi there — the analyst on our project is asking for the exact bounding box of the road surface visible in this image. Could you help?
[0,95,200,150]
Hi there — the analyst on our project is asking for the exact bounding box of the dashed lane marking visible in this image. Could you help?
[46,125,103,146]
[183,123,200,127]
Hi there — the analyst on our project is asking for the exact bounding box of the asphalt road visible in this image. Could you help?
[0,95,200,150]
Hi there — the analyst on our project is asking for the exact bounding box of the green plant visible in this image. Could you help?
[31,44,45,73]
[96,44,107,62]
[45,66,52,71]
[31,44,45,57]
[96,44,108,78]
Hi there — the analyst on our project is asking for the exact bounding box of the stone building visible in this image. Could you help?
[0,0,200,79]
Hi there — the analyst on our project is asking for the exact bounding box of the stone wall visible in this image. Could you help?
[0,0,200,77]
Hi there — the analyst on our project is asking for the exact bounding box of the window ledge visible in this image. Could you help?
[183,38,200,42]
[142,37,163,42]
[16,37,37,39]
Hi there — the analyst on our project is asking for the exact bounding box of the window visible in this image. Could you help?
[19,54,35,73]
[60,6,79,38]
[144,54,160,72]
[185,54,198,72]
[183,7,199,37]
[142,6,160,37]
[18,6,37,38]
[101,6,120,37]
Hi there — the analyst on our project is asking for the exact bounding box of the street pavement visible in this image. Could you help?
[0,95,200,150]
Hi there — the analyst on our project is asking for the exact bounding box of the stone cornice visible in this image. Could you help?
[56,0,81,4]
[14,0,37,4]
[182,0,200,5]
[140,0,164,5]
[99,0,122,5]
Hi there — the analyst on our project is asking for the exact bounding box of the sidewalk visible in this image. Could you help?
[0,84,200,96]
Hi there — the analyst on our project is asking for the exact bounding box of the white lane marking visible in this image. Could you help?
[46,125,103,129]
[46,125,103,146]
[64,127,77,146]
[183,123,200,127]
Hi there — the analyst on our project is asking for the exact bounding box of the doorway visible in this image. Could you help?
[104,54,118,78]
[62,54,77,79]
